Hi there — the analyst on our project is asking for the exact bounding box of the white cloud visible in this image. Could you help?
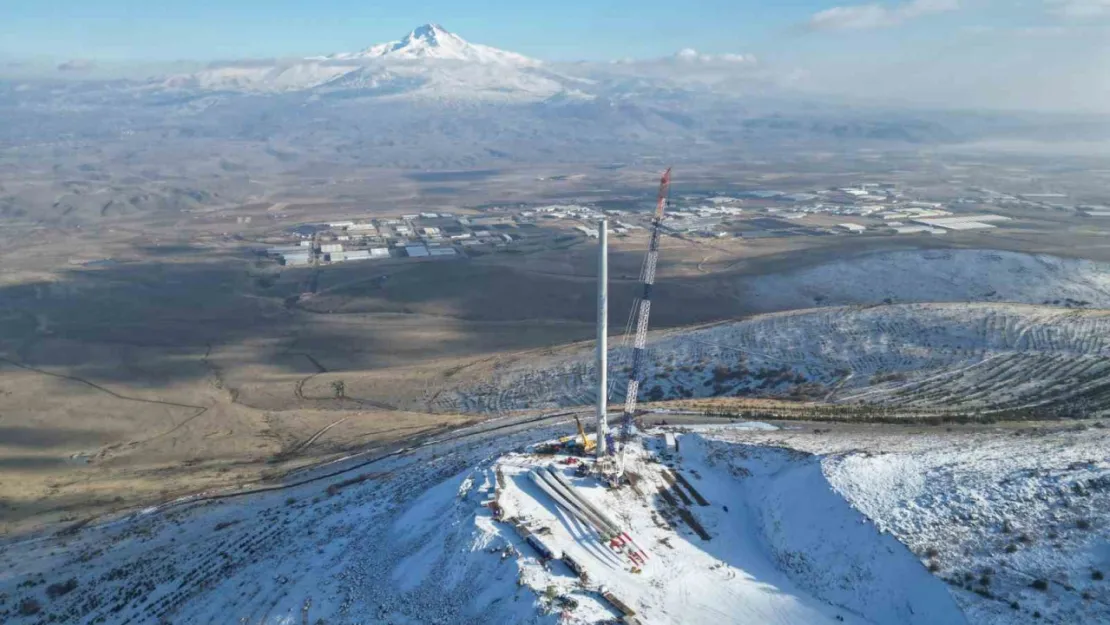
[809,0,959,31]
[673,48,758,64]
[595,50,788,96]
[1015,25,1070,36]
[1047,0,1110,18]
[57,59,96,73]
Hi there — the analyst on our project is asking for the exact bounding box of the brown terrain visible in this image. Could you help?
[3,158,1110,536]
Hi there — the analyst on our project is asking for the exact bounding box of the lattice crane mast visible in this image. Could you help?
[619,167,671,445]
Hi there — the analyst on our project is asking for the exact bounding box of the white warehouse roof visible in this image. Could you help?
[282,253,312,266]
[329,250,372,262]
[913,215,1011,231]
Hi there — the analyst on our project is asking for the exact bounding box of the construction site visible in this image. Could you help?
[461,169,1007,624]
[3,169,1106,625]
[473,170,894,623]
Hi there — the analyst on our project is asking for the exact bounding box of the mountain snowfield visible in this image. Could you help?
[154,23,764,101]
[3,23,1045,174]
[161,24,571,98]
[312,23,541,66]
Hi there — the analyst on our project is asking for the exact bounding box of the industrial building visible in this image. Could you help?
[282,252,312,266]
[328,250,372,262]
[428,247,457,257]
[662,215,724,234]
[320,243,344,253]
[912,215,1011,231]
[894,225,946,235]
[266,245,304,256]
[405,245,430,257]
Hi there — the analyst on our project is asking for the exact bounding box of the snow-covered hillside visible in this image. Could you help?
[436,303,1110,416]
[161,62,357,93]
[434,250,1110,416]
[706,424,1110,625]
[2,414,1103,624]
[0,416,571,625]
[494,431,965,625]
[745,249,1110,313]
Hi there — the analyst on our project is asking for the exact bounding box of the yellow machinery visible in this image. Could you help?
[574,414,596,453]
[554,414,596,454]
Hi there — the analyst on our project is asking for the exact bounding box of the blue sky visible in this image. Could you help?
[0,0,1088,61]
[2,0,1108,111]
[0,0,810,61]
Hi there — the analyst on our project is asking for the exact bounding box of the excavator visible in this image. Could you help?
[574,413,596,453]
[556,414,596,455]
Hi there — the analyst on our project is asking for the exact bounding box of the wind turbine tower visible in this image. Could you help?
[596,218,609,456]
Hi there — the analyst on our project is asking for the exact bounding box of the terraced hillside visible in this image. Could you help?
[744,249,1110,314]
[433,303,1110,418]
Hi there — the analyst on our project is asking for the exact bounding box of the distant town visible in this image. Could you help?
[262,182,1106,267]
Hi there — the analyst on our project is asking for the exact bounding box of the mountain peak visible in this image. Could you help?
[316,24,540,66]
[408,23,449,39]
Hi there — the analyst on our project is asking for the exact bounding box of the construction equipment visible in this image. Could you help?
[619,168,672,445]
[529,468,647,567]
[544,467,649,564]
[574,414,596,453]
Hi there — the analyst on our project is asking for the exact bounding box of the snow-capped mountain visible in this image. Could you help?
[161,24,553,97]
[315,23,540,66]
[160,63,354,92]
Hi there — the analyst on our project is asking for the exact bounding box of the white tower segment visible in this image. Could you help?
[596,218,609,456]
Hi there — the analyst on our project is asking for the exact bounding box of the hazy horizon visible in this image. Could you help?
[2,1,1109,114]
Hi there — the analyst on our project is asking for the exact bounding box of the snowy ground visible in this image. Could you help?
[437,303,1110,417]
[432,249,1110,416]
[0,414,577,625]
[699,422,1110,625]
[3,412,1104,624]
[496,433,964,625]
[743,249,1110,314]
